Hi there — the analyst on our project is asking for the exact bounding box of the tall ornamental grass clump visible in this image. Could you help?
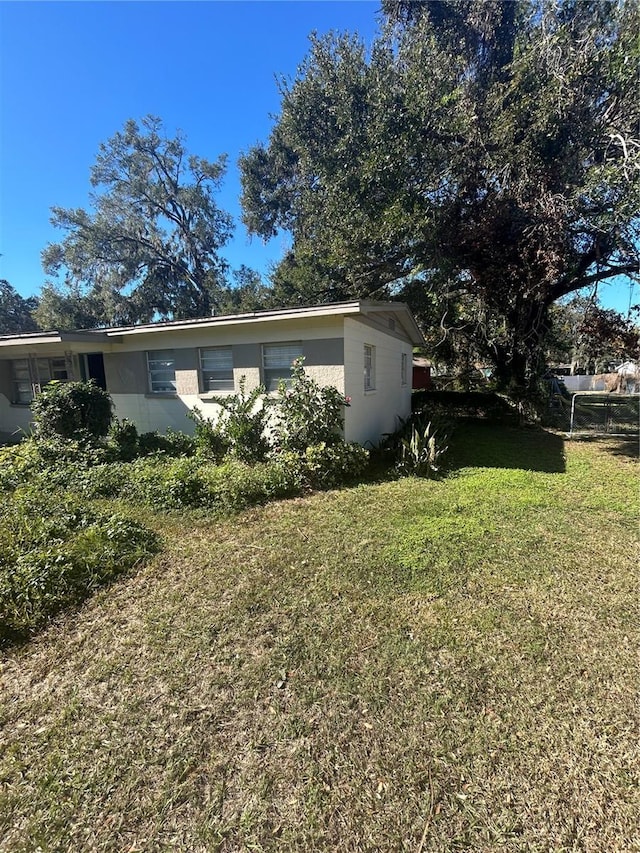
[396,421,449,479]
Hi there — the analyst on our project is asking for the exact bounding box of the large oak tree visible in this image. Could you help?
[42,116,234,325]
[240,0,639,391]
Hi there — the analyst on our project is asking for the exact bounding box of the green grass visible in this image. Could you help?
[0,424,638,851]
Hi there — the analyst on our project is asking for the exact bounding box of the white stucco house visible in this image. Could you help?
[0,300,424,447]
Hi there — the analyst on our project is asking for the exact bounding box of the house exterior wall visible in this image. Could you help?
[343,317,413,446]
[100,323,346,435]
[0,304,420,445]
[0,323,347,438]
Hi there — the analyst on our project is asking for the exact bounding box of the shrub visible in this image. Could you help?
[0,440,41,492]
[411,389,515,422]
[0,490,159,645]
[31,380,114,440]
[34,433,112,466]
[201,460,301,511]
[272,357,350,451]
[0,435,118,498]
[126,456,300,512]
[137,428,196,458]
[204,378,271,463]
[109,418,139,461]
[186,406,230,461]
[280,442,370,490]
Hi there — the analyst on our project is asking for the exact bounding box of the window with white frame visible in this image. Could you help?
[262,342,303,391]
[147,350,176,393]
[364,344,376,391]
[199,346,234,392]
[401,352,408,386]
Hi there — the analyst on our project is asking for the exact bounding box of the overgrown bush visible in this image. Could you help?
[0,440,41,492]
[273,358,350,451]
[136,428,196,458]
[412,389,515,422]
[203,378,271,463]
[0,436,113,494]
[281,442,369,490]
[34,433,112,466]
[108,418,140,461]
[124,456,300,511]
[31,380,114,440]
[0,490,159,645]
[186,406,230,461]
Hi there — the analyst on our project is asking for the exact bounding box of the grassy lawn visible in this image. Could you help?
[1,424,638,852]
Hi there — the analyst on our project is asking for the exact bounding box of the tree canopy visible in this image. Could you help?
[240,0,640,390]
[42,116,234,325]
[0,280,39,334]
[548,295,639,373]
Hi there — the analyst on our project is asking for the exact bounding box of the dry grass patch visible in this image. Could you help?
[1,427,638,851]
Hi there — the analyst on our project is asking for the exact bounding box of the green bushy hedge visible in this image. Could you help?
[123,456,301,511]
[412,390,515,421]
[279,442,370,490]
[1,439,370,515]
[0,491,159,645]
[31,380,114,440]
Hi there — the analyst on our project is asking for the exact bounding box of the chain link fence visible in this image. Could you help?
[550,393,640,437]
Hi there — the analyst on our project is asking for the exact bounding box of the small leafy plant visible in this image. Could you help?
[186,406,230,462]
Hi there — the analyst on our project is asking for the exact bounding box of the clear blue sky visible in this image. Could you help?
[0,0,635,315]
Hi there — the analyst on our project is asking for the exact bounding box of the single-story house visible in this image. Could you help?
[0,300,424,447]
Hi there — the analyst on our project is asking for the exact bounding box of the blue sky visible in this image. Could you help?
[0,0,635,315]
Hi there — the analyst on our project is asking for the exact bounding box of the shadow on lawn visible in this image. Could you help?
[447,421,566,473]
[566,434,639,462]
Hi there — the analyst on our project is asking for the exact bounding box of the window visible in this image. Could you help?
[11,359,33,404]
[262,342,302,391]
[401,352,408,386]
[364,344,376,391]
[37,357,69,383]
[147,350,176,393]
[10,357,70,404]
[200,346,234,392]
